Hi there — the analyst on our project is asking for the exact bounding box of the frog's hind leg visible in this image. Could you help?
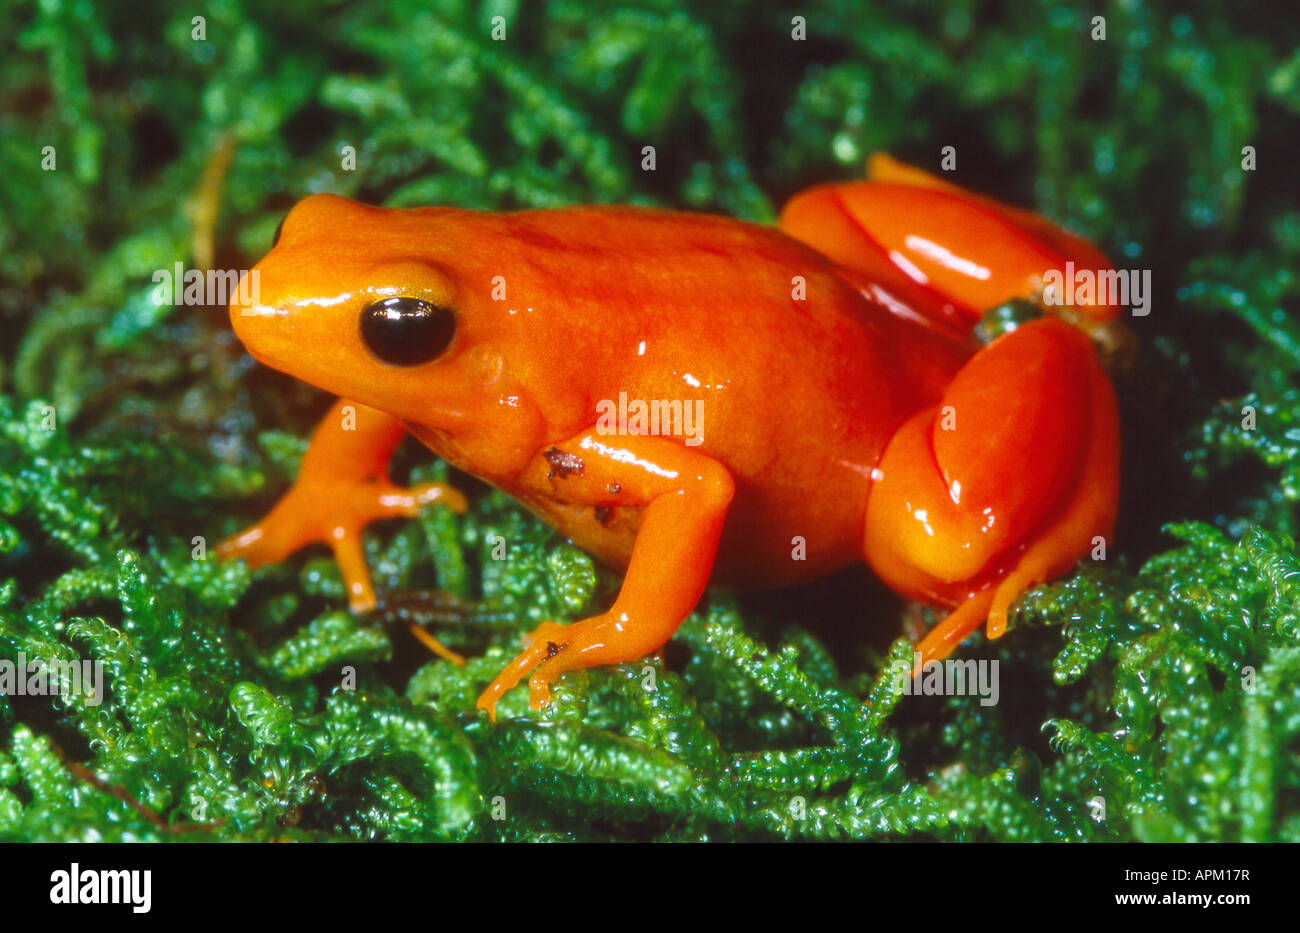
[777,155,1123,330]
[864,317,1120,665]
[218,399,468,618]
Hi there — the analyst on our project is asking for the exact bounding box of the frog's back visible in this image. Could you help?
[438,204,974,585]
[483,203,971,444]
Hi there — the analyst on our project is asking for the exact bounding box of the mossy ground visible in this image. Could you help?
[1,0,1298,841]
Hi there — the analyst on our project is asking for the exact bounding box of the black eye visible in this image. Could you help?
[272,216,286,247]
[360,297,457,366]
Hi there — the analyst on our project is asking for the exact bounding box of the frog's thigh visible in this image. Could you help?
[484,431,734,712]
[865,319,1118,650]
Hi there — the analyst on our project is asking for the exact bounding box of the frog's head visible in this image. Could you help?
[230,194,531,442]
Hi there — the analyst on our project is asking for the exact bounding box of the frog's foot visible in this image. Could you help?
[475,621,570,720]
[911,486,1112,675]
[218,399,469,611]
[217,476,467,611]
[475,613,662,721]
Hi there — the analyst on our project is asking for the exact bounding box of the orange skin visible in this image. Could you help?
[218,155,1120,719]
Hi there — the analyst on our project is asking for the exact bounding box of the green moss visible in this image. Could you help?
[1,0,1298,840]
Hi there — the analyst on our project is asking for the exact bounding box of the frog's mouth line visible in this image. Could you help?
[403,421,476,468]
[403,421,451,452]
[401,419,491,489]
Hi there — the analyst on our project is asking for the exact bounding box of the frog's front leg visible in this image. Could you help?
[218,398,468,611]
[863,317,1120,667]
[476,432,735,720]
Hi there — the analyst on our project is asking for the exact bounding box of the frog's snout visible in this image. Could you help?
[227,279,304,376]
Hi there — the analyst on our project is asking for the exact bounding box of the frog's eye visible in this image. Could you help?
[360,297,457,366]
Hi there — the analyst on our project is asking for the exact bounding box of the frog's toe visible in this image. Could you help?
[385,480,469,517]
[215,524,271,566]
[912,587,996,673]
[476,621,572,721]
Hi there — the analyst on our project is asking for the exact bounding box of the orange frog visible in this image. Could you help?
[218,155,1121,719]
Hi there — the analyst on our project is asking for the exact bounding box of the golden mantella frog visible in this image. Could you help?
[218,155,1121,719]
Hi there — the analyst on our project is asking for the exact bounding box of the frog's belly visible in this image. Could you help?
[408,402,886,591]
[506,463,868,591]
